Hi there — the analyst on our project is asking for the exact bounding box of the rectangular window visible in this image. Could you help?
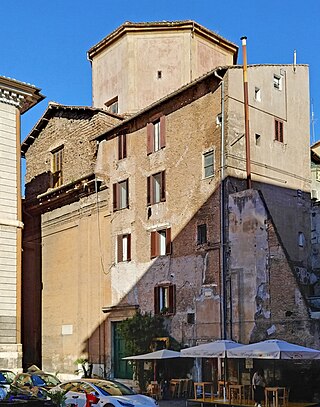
[105,96,118,114]
[154,284,176,315]
[117,234,131,263]
[273,74,282,90]
[52,146,63,188]
[203,150,214,178]
[255,133,261,146]
[147,116,166,154]
[113,179,129,211]
[118,134,127,160]
[275,119,284,143]
[147,171,166,205]
[197,224,207,245]
[150,228,171,258]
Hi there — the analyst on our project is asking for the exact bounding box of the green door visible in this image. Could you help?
[112,322,133,379]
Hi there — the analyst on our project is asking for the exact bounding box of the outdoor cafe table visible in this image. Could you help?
[265,386,288,407]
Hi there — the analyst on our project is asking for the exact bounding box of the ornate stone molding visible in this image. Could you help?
[0,76,44,114]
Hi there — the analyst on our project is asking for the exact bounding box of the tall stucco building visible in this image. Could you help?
[0,76,43,369]
[21,20,319,398]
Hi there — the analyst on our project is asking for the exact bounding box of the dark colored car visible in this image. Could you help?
[11,371,61,399]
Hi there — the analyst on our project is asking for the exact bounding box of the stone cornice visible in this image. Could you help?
[0,76,45,114]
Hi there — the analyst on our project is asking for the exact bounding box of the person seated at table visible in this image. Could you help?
[252,369,265,407]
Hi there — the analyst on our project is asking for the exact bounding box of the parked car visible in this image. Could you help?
[11,371,61,399]
[51,379,159,407]
[0,370,16,399]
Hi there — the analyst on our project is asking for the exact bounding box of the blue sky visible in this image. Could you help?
[1,0,320,147]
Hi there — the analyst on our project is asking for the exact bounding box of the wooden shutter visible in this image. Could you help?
[127,234,131,261]
[123,134,127,158]
[154,286,160,314]
[151,231,157,258]
[147,123,153,155]
[147,176,151,205]
[161,170,166,202]
[118,135,122,160]
[117,235,123,263]
[113,183,118,211]
[160,115,166,149]
[279,121,283,142]
[166,227,172,255]
[125,179,129,208]
[168,284,176,314]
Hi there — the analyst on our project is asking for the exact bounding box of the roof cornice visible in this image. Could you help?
[87,20,238,62]
[0,76,44,114]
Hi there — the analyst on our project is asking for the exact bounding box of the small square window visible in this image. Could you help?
[105,96,119,114]
[203,150,214,178]
[254,87,261,101]
[197,224,207,245]
[187,313,195,324]
[273,75,282,90]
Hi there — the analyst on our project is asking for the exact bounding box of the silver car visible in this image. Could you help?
[51,379,158,407]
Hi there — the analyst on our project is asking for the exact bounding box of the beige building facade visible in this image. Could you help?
[21,21,320,398]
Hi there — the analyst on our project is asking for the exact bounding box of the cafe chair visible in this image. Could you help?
[147,381,162,400]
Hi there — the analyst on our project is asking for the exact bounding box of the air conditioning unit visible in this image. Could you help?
[311,189,318,200]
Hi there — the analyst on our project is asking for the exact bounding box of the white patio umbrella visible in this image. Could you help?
[181,339,244,358]
[123,349,181,360]
[227,339,320,360]
[181,340,244,399]
[123,349,181,381]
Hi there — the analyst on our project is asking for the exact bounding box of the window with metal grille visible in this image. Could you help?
[275,119,284,143]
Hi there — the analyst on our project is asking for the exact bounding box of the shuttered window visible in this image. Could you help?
[113,179,129,211]
[118,134,127,160]
[154,284,176,315]
[147,171,166,205]
[275,119,284,143]
[117,234,131,263]
[150,228,171,258]
[147,116,166,155]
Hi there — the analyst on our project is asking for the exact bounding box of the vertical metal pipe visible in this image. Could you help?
[241,36,252,189]
[214,71,227,340]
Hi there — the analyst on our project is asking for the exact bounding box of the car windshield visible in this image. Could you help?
[32,374,60,387]
[94,381,135,396]
[0,371,15,384]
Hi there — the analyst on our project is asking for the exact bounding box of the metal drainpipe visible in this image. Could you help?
[241,36,252,190]
[214,70,227,340]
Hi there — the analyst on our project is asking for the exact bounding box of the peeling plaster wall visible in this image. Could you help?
[228,189,319,347]
[225,65,311,270]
